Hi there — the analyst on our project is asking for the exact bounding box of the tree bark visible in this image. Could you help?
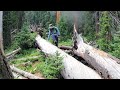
[95,11,99,39]
[18,11,24,30]
[3,11,12,48]
[35,35,102,79]
[0,11,14,79]
[73,25,120,79]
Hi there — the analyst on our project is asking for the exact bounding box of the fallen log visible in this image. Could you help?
[6,48,21,60]
[12,72,27,79]
[11,56,40,61]
[10,65,44,79]
[35,35,102,79]
[73,24,120,79]
[15,61,33,67]
[59,46,72,50]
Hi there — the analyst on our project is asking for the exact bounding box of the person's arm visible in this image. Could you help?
[48,29,51,40]
[56,27,60,36]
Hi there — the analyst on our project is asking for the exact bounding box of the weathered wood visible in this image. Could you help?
[12,72,27,79]
[10,65,44,79]
[6,48,21,60]
[35,35,102,79]
[73,24,120,79]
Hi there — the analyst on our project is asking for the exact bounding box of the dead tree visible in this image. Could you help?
[73,24,120,79]
[35,35,102,79]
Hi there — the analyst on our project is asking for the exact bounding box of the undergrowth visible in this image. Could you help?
[59,39,72,46]
[10,49,64,79]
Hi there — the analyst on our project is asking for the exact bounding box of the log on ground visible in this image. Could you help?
[10,65,44,79]
[73,24,120,79]
[6,48,21,60]
[35,35,102,79]
[12,72,27,79]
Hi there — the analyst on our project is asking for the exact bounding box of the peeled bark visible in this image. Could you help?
[10,65,44,79]
[0,11,14,79]
[35,35,102,79]
[73,24,120,79]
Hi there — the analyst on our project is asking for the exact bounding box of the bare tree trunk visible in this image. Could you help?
[73,25,120,79]
[35,35,102,79]
[0,11,14,79]
[56,11,61,24]
[95,11,99,39]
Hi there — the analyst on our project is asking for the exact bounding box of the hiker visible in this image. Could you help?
[48,24,60,47]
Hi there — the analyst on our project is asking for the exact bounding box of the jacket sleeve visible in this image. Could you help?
[48,29,51,40]
[56,27,60,36]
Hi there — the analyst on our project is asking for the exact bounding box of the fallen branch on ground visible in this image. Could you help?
[10,65,44,79]
[6,48,21,60]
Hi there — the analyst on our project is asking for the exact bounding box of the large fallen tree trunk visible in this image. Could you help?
[10,65,44,79]
[73,24,120,79]
[35,35,102,79]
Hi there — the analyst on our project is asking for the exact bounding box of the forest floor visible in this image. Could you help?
[9,48,45,79]
[5,39,72,79]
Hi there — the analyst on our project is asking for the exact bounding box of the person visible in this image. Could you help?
[48,24,60,47]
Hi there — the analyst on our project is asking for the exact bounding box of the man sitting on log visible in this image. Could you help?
[48,24,60,47]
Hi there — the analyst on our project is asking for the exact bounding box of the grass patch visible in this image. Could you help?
[59,39,72,46]
[14,48,40,59]
[10,48,64,79]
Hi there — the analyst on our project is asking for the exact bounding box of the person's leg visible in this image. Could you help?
[55,35,58,47]
[52,34,56,45]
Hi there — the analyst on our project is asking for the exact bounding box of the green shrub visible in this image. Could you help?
[37,52,64,79]
[15,22,37,49]
[109,35,120,59]
[97,11,111,52]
